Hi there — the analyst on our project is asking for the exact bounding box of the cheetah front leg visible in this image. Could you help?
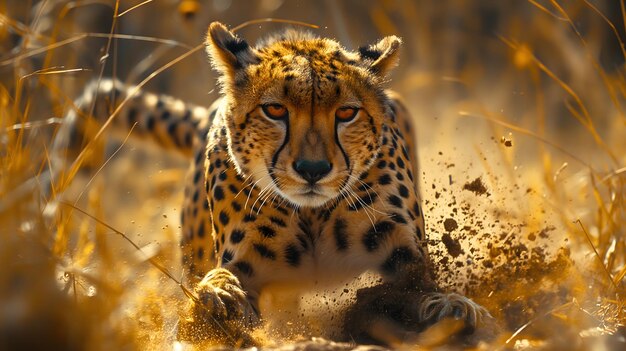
[345,260,493,346]
[178,268,260,346]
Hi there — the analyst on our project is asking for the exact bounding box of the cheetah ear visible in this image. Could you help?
[357,35,402,77]
[205,22,259,78]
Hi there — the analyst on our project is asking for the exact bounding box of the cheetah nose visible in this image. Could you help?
[293,159,332,184]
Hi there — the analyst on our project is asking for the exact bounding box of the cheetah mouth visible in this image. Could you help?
[283,184,336,207]
[300,187,323,196]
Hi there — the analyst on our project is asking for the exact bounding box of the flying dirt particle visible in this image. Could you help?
[500,136,513,147]
[443,218,458,232]
[463,176,490,196]
[442,233,463,257]
[538,225,556,239]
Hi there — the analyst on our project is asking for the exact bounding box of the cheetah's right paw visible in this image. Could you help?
[177,268,259,345]
[418,292,491,333]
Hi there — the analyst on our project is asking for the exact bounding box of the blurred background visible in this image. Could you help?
[1,0,625,350]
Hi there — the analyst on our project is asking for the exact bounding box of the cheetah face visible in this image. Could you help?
[206,22,401,208]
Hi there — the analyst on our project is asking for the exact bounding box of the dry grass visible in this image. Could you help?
[0,0,624,350]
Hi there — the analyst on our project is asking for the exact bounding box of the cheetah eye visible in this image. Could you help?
[261,104,289,120]
[335,106,359,122]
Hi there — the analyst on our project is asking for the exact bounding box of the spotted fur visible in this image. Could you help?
[57,22,490,346]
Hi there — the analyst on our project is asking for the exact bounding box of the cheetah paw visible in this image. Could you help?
[178,268,259,345]
[417,292,491,333]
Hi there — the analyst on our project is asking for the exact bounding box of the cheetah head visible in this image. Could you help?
[206,22,401,208]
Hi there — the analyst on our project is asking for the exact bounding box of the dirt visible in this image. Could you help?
[443,218,458,232]
[441,233,463,258]
[462,177,490,196]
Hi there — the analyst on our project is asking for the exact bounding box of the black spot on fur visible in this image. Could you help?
[413,202,421,217]
[243,214,256,222]
[146,115,155,131]
[381,246,415,275]
[415,226,423,240]
[270,216,286,227]
[389,213,407,224]
[234,261,253,276]
[197,247,204,259]
[167,122,177,139]
[253,243,276,260]
[228,184,239,195]
[219,210,229,225]
[197,221,205,238]
[258,225,276,238]
[357,182,373,192]
[333,218,349,251]
[213,186,224,201]
[398,184,409,198]
[192,190,199,202]
[222,250,234,265]
[362,221,395,252]
[377,160,387,169]
[297,234,309,251]
[195,150,203,165]
[275,206,289,215]
[231,201,241,212]
[285,244,301,266]
[193,170,202,184]
[397,157,405,169]
[388,195,403,208]
[402,146,410,160]
[298,220,314,244]
[230,229,245,244]
[378,174,392,185]
[348,192,378,211]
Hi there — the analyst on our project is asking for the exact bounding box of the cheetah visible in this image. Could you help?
[54,22,490,346]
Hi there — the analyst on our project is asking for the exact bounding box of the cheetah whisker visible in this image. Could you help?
[243,173,272,210]
[249,180,275,214]
[233,169,267,200]
[345,174,389,217]
[342,186,376,229]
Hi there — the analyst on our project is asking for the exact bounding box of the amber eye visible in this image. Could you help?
[261,104,289,120]
[335,107,359,122]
